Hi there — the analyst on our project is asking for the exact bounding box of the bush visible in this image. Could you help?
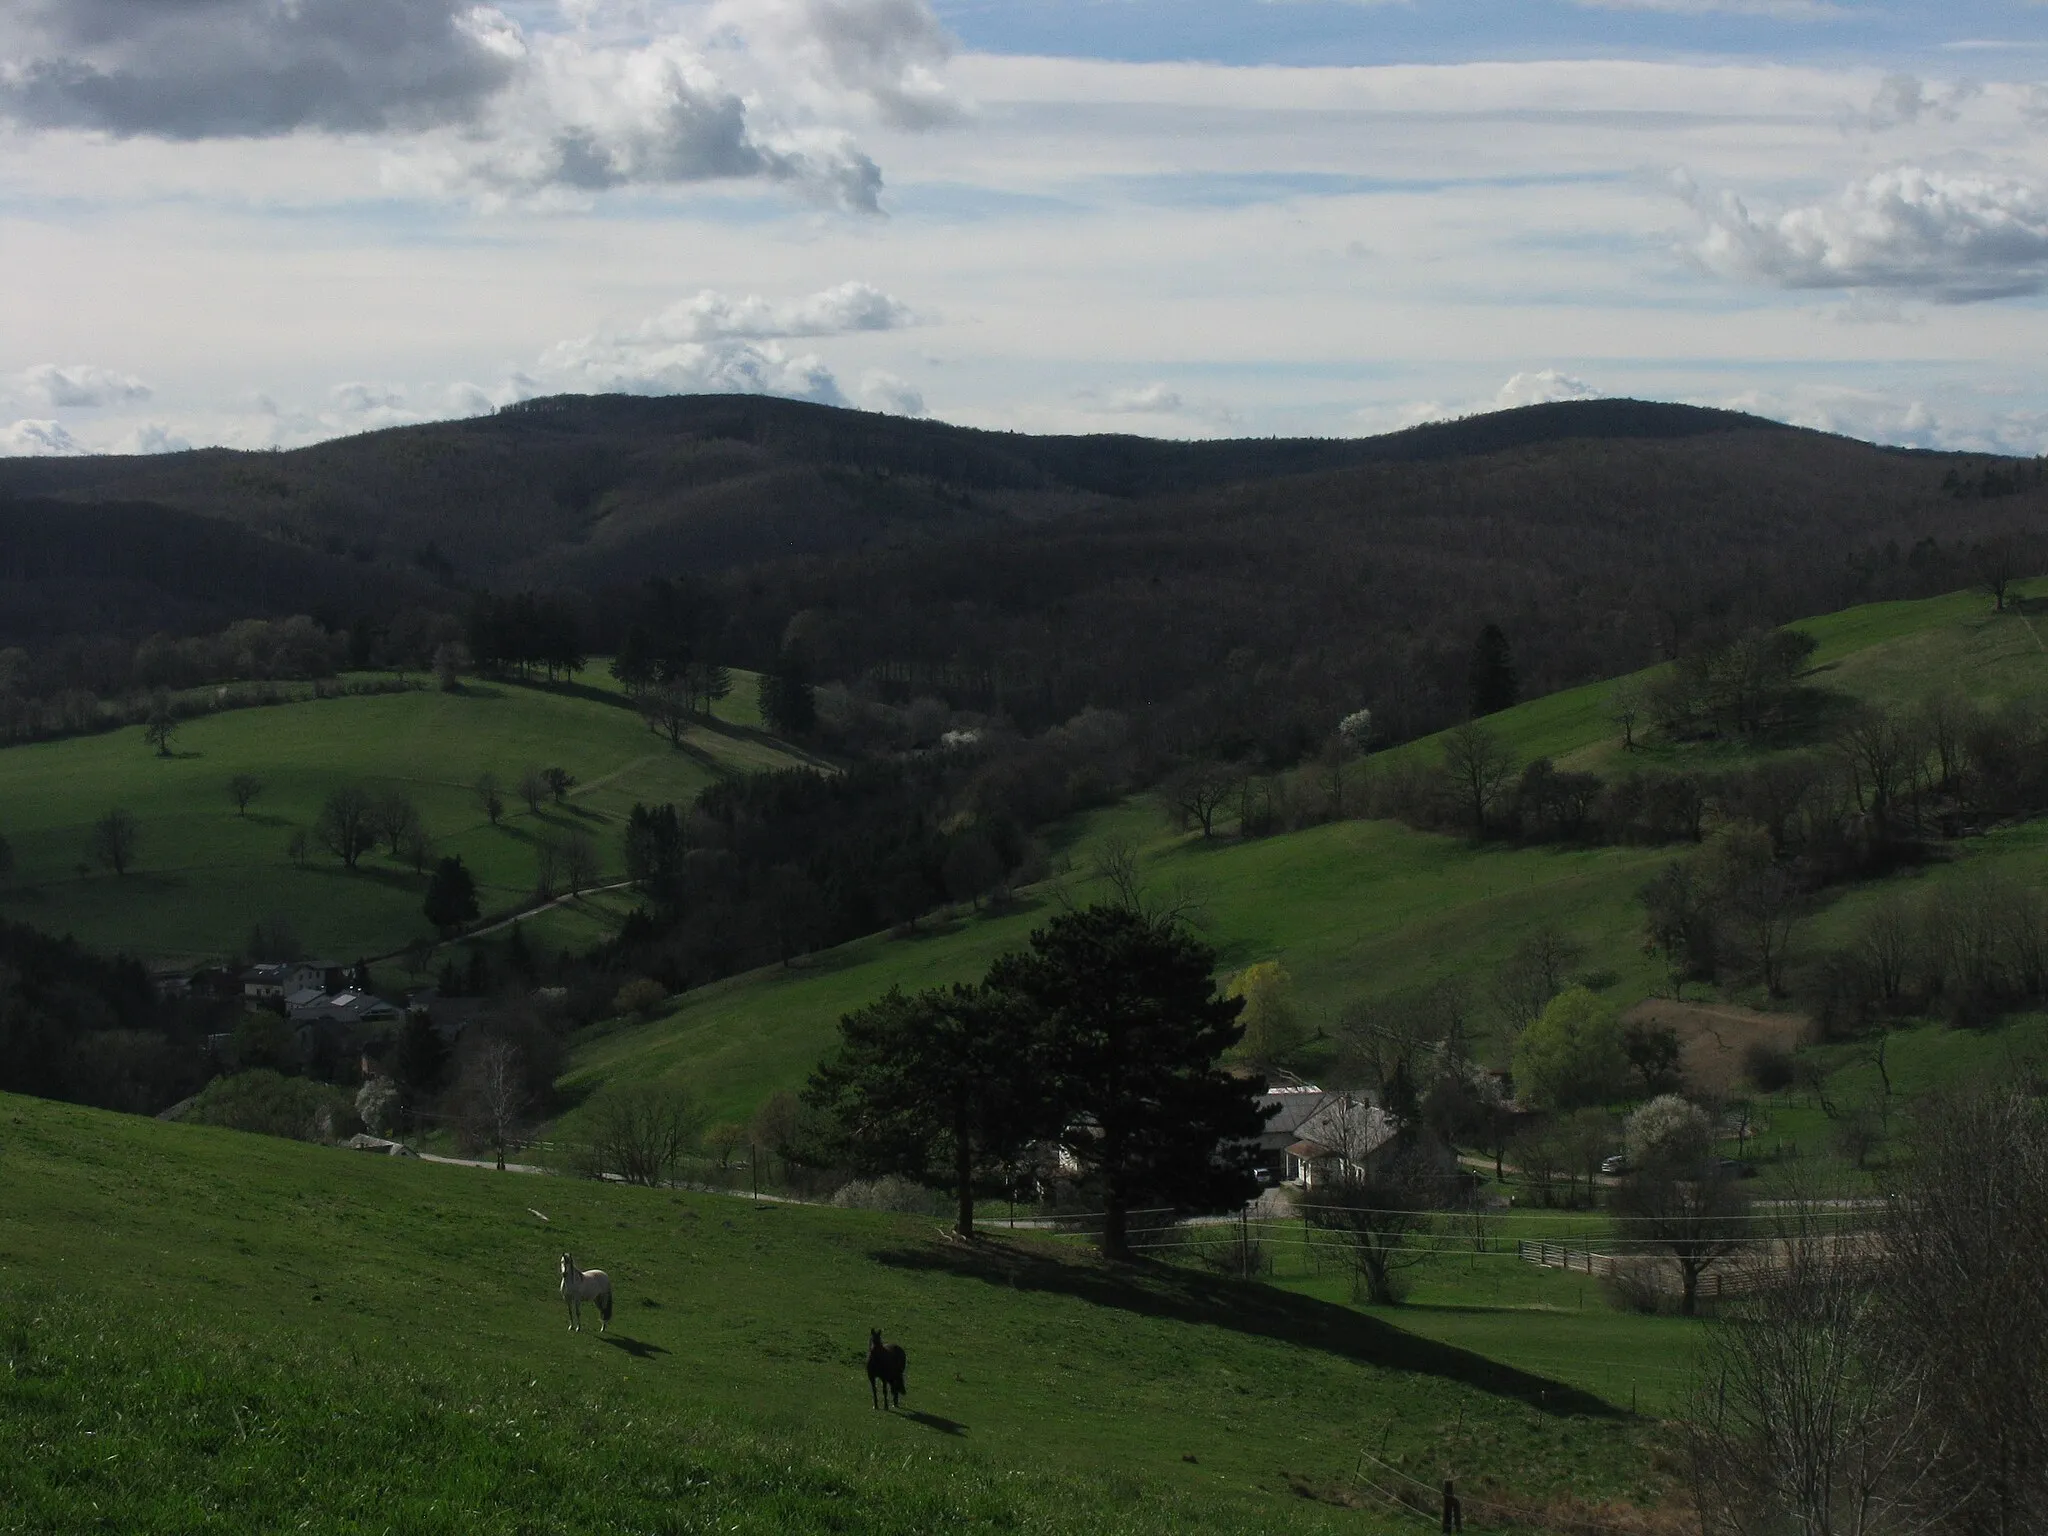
[184,1070,359,1143]
[830,1176,943,1215]
[1743,1041,1795,1092]
[1599,1256,1672,1315]
[613,977,668,1019]
[1625,1094,1713,1168]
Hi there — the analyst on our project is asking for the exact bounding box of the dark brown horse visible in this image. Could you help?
[866,1329,907,1409]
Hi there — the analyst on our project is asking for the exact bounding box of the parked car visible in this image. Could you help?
[1600,1154,1629,1177]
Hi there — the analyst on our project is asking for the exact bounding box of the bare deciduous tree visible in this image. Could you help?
[1301,1121,1441,1305]
[1490,926,1586,1032]
[560,829,599,895]
[92,807,140,876]
[1441,722,1515,835]
[474,771,504,827]
[1160,761,1241,839]
[1688,1194,1931,1536]
[584,1082,706,1187]
[637,684,694,748]
[517,766,549,816]
[314,785,379,870]
[227,773,263,816]
[1611,1124,1750,1316]
[458,1037,531,1172]
[1879,1087,2048,1535]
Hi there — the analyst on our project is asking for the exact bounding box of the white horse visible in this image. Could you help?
[560,1253,612,1333]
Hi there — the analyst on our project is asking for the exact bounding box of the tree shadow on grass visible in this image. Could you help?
[871,1243,1618,1420]
[601,1335,669,1360]
[897,1410,967,1436]
[302,863,426,895]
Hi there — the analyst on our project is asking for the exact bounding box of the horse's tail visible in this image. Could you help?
[597,1286,613,1324]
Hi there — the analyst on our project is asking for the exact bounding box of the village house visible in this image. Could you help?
[241,962,290,1001]
[1249,1084,1333,1183]
[1285,1092,1399,1187]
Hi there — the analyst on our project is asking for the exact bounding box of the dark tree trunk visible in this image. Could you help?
[954,1100,975,1239]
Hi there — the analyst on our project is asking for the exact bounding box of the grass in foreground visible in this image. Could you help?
[0,1092,1674,1534]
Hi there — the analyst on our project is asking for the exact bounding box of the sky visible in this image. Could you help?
[4,0,2048,457]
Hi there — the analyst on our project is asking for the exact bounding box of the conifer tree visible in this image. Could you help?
[1467,622,1520,717]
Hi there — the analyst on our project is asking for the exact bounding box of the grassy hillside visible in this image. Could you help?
[0,668,805,967]
[572,804,1672,1128]
[1373,582,2048,780]
[573,582,2048,1135]
[0,1092,1676,1533]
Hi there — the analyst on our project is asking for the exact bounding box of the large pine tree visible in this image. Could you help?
[805,983,1053,1237]
[986,906,1269,1258]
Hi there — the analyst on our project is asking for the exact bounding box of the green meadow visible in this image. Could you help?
[0,669,802,967]
[0,1092,1679,1534]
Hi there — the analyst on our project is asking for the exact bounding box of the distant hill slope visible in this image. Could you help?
[6,394,2038,754]
[568,581,2048,1131]
[0,666,810,965]
[0,393,1932,622]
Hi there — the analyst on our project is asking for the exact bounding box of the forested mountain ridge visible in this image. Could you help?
[0,393,1930,604]
[3,393,2042,758]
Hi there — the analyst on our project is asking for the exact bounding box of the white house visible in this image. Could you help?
[1285,1093,1399,1187]
[242,963,290,1000]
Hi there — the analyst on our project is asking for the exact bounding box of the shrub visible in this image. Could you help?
[184,1070,359,1143]
[1599,1256,1671,1315]
[613,977,668,1019]
[1743,1040,1796,1093]
[830,1176,943,1215]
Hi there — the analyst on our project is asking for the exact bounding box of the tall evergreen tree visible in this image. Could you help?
[422,855,479,935]
[805,984,1054,1238]
[758,646,817,736]
[985,906,1270,1259]
[1467,622,1520,717]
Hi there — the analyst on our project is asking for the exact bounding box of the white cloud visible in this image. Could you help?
[390,29,884,211]
[0,0,520,137]
[1866,74,1975,131]
[0,418,83,456]
[1713,383,2048,456]
[631,282,914,342]
[539,334,846,401]
[859,369,925,415]
[1366,370,1602,433]
[13,363,152,408]
[0,0,956,213]
[114,422,191,455]
[1492,369,1598,410]
[521,281,914,404]
[1104,383,1186,414]
[711,0,963,130]
[1684,167,2048,302]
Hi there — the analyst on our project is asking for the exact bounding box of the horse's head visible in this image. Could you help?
[560,1253,573,1279]
[869,1328,883,1349]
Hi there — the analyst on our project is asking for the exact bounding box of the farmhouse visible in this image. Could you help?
[1250,1085,1333,1182]
[241,963,289,1000]
[1285,1093,1398,1187]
